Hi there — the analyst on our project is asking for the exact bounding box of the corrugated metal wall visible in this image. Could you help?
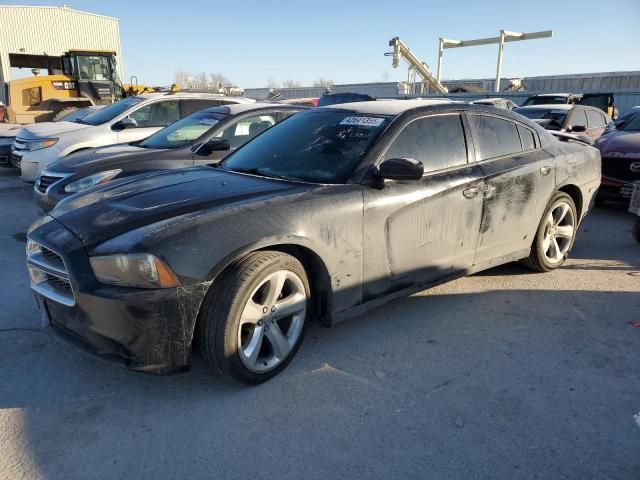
[0,6,123,103]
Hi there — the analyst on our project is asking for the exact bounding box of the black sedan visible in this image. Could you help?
[514,104,611,141]
[33,103,307,211]
[26,100,601,384]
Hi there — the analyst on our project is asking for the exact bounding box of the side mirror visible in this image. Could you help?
[112,118,138,131]
[377,158,424,181]
[196,138,231,156]
[568,125,587,133]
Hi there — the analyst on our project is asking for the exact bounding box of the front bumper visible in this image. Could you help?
[28,218,202,374]
[17,147,62,182]
[597,176,634,203]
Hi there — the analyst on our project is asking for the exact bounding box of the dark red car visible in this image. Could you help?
[594,113,640,204]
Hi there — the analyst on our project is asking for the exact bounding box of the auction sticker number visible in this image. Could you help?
[340,116,385,127]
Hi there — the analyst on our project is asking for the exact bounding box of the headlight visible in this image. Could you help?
[27,138,58,151]
[90,253,180,289]
[26,238,41,256]
[64,169,122,193]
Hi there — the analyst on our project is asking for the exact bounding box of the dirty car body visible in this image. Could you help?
[26,101,601,375]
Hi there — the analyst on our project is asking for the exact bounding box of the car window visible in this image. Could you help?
[181,99,223,116]
[586,109,605,128]
[469,115,522,160]
[80,96,145,125]
[517,125,536,151]
[214,113,277,148]
[383,114,467,172]
[139,110,229,149]
[568,110,587,129]
[129,100,180,127]
[221,110,392,183]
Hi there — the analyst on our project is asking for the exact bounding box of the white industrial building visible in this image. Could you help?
[0,5,123,103]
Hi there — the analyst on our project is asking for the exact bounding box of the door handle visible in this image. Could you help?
[463,187,480,199]
[540,166,552,176]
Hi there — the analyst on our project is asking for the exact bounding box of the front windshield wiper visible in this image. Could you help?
[230,167,294,181]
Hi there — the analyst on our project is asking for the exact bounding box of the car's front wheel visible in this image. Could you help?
[198,251,309,384]
[523,192,578,272]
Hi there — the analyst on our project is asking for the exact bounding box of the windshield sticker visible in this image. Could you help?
[199,118,219,126]
[339,116,385,127]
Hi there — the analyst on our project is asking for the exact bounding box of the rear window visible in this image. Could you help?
[469,115,522,160]
[522,96,569,106]
[518,125,536,151]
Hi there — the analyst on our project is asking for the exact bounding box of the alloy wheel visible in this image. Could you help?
[542,200,576,264]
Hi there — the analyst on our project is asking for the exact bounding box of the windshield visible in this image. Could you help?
[221,110,391,183]
[622,113,640,131]
[139,111,229,149]
[515,108,567,128]
[522,96,570,106]
[79,97,145,126]
[76,55,114,81]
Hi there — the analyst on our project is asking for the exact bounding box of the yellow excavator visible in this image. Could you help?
[3,50,176,124]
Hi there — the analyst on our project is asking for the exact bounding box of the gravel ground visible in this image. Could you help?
[0,167,638,480]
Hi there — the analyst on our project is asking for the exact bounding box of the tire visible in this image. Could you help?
[198,251,310,385]
[522,192,578,272]
[52,107,78,122]
[633,218,640,244]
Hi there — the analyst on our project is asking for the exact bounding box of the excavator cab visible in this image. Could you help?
[62,50,121,105]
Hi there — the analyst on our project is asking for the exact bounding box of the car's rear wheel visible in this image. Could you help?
[198,251,309,384]
[523,192,577,272]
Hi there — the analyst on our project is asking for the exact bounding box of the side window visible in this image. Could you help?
[181,99,221,116]
[215,113,277,148]
[517,125,536,151]
[384,114,468,172]
[568,110,587,129]
[468,115,522,161]
[129,101,180,127]
[586,109,604,128]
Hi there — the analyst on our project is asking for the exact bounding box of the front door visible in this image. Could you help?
[116,100,180,143]
[362,113,485,300]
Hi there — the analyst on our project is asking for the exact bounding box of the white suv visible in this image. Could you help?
[14,92,254,181]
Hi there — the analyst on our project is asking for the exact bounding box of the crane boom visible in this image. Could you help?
[388,37,448,94]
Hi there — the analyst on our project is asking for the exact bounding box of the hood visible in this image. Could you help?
[45,143,152,173]
[50,167,313,246]
[17,121,90,139]
[595,130,640,157]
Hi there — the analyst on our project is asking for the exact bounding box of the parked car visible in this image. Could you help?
[522,93,617,118]
[514,104,611,141]
[13,92,254,181]
[1,106,102,168]
[613,106,640,129]
[26,100,600,384]
[316,92,374,107]
[594,112,640,204]
[471,98,518,110]
[34,103,308,211]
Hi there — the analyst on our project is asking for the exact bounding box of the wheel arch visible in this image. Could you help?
[557,183,583,219]
[191,239,334,350]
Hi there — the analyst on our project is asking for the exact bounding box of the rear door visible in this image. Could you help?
[469,114,557,265]
[584,108,607,140]
[362,112,485,299]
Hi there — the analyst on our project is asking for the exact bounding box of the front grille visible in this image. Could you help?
[602,157,640,182]
[36,175,63,194]
[27,241,75,306]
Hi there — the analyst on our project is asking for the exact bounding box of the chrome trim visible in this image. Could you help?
[35,171,73,195]
[27,241,75,306]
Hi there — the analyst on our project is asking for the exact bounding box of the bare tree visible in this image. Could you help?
[282,79,302,88]
[174,69,193,87]
[313,78,334,88]
[266,75,279,89]
[210,72,232,87]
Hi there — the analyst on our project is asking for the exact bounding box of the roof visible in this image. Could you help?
[530,93,579,98]
[324,99,456,116]
[135,92,254,103]
[472,98,512,104]
[0,5,118,21]
[200,102,309,115]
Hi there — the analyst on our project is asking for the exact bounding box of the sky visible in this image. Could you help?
[3,0,640,88]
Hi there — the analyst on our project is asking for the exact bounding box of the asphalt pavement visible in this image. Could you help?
[0,167,638,480]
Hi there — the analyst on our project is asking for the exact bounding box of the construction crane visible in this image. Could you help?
[386,37,448,95]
